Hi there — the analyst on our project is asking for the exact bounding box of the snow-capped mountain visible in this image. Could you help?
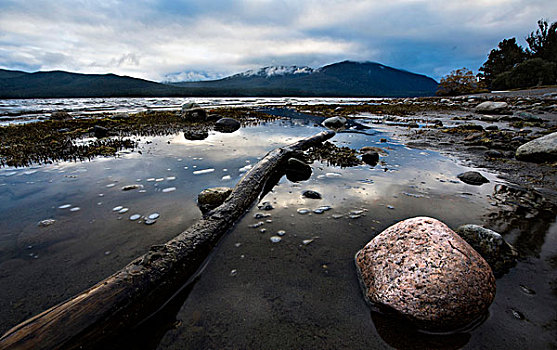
[170,61,439,97]
[232,66,314,78]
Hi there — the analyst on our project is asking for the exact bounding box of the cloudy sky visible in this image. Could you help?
[0,0,555,82]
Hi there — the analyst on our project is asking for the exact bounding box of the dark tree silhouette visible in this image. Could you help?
[526,19,557,63]
[478,38,526,89]
[437,68,484,96]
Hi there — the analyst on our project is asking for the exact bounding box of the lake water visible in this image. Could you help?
[0,100,555,349]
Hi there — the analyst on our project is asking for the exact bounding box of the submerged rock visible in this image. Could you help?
[457,171,489,185]
[184,129,209,140]
[286,158,312,182]
[197,187,232,214]
[38,219,56,227]
[322,116,347,129]
[515,132,557,163]
[355,217,495,331]
[214,118,241,133]
[456,224,518,275]
[475,101,510,114]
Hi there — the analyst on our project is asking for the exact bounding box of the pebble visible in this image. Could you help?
[325,172,342,178]
[106,184,116,188]
[118,208,129,214]
[302,239,314,245]
[148,213,160,220]
[129,214,141,221]
[277,230,286,236]
[509,308,525,320]
[147,178,155,182]
[144,219,157,225]
[387,205,395,209]
[38,219,56,227]
[297,208,311,215]
[58,204,72,209]
[250,222,264,228]
[222,175,232,180]
[258,202,274,211]
[122,184,143,191]
[313,206,332,214]
[162,187,176,193]
[166,176,176,181]
[70,207,81,212]
[254,212,271,219]
[193,169,215,175]
[260,228,267,233]
[270,236,282,243]
[113,206,123,212]
[519,285,536,295]
[230,269,238,276]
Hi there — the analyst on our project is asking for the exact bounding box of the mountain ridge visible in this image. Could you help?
[0,61,438,98]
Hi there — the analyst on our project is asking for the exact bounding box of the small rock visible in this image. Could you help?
[302,190,322,199]
[485,125,499,131]
[361,151,379,166]
[456,224,518,275]
[475,101,510,114]
[270,236,282,243]
[515,132,557,163]
[214,118,241,133]
[180,102,207,120]
[355,217,496,331]
[360,146,388,156]
[258,201,274,211]
[322,116,347,129]
[485,150,503,158]
[38,219,56,227]
[122,184,143,191]
[457,171,489,185]
[197,187,232,213]
[184,129,208,140]
[93,125,109,138]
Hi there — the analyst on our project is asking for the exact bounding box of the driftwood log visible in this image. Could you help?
[0,130,335,350]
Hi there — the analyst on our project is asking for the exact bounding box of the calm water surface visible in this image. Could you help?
[0,107,555,349]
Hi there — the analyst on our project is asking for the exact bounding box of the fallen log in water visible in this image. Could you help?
[0,130,335,350]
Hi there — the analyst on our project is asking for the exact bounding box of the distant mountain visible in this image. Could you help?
[0,69,184,98]
[0,61,438,98]
[170,61,438,97]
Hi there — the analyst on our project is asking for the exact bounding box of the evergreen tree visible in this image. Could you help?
[526,19,557,63]
[478,38,526,89]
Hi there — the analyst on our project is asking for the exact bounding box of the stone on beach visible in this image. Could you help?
[515,132,557,163]
[214,118,241,133]
[180,102,207,120]
[456,224,518,275]
[475,101,510,114]
[50,111,71,120]
[355,216,496,331]
[197,187,232,214]
[285,158,312,182]
[457,171,489,185]
[322,116,347,129]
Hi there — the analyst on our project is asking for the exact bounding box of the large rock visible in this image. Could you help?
[322,116,347,129]
[93,125,109,138]
[457,171,489,185]
[475,101,510,114]
[456,224,517,276]
[515,132,557,162]
[214,118,241,133]
[180,102,207,120]
[197,187,232,214]
[285,158,312,182]
[355,217,495,331]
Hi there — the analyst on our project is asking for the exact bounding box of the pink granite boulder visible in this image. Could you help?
[355,217,496,331]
